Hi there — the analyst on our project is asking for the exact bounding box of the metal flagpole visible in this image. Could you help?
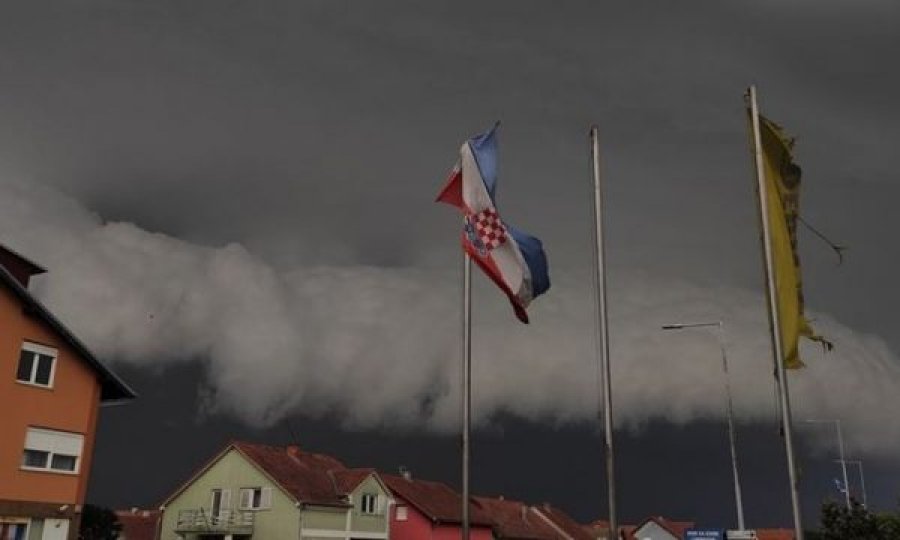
[747,85,804,540]
[590,126,617,540]
[461,250,472,540]
[835,420,851,510]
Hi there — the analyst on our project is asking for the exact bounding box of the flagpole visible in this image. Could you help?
[747,85,805,540]
[590,126,617,540]
[461,250,472,540]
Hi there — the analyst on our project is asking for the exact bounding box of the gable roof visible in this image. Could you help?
[233,442,353,507]
[472,496,565,540]
[531,504,594,540]
[382,474,492,527]
[0,250,135,402]
[628,516,695,539]
[0,245,46,286]
[333,468,377,494]
[161,441,387,510]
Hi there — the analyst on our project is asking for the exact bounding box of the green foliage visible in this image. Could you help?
[876,509,900,539]
[78,504,122,540]
[815,498,900,540]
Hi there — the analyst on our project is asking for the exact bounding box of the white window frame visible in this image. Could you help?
[360,493,378,515]
[15,342,58,389]
[0,519,31,540]
[20,427,83,475]
[239,487,272,510]
[395,505,408,521]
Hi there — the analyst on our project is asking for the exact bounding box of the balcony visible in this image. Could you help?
[174,508,255,535]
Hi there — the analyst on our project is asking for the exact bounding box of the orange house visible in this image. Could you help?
[0,245,135,540]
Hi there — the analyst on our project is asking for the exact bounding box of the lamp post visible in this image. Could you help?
[661,321,745,531]
[802,419,851,510]
[833,459,867,508]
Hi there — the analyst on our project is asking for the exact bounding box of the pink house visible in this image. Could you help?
[383,472,494,540]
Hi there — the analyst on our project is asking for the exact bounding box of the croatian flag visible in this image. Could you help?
[436,124,550,323]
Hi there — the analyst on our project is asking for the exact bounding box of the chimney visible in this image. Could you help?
[0,245,46,289]
[399,466,412,481]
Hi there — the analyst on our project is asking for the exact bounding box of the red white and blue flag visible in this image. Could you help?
[436,124,550,323]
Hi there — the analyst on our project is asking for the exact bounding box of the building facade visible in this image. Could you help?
[382,472,493,540]
[0,245,135,540]
[159,441,392,540]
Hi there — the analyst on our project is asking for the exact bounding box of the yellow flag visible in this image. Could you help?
[757,115,830,368]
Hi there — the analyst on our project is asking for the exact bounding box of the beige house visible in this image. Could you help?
[158,442,392,540]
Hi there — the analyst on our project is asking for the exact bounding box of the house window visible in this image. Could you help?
[361,493,379,515]
[15,342,57,388]
[239,487,272,510]
[0,521,29,540]
[395,505,408,521]
[20,427,83,474]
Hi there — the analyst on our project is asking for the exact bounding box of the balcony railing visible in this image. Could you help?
[175,508,255,533]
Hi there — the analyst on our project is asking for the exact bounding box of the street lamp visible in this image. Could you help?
[833,459,867,508]
[661,321,745,531]
[801,419,851,510]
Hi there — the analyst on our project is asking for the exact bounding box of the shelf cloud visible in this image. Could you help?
[3,176,897,454]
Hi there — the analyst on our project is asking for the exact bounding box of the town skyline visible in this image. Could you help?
[1,0,898,533]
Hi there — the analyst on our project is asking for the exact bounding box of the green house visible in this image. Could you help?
[158,442,392,540]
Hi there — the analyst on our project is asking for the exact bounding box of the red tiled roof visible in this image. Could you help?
[333,468,376,493]
[115,510,159,540]
[472,496,564,539]
[583,519,609,539]
[382,474,492,527]
[233,442,354,507]
[532,504,594,540]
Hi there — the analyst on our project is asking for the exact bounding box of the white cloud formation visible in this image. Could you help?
[2,177,898,455]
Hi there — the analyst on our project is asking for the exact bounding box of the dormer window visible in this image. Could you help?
[361,493,379,515]
[15,342,57,388]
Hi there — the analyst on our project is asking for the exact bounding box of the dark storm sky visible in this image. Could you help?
[1,0,899,530]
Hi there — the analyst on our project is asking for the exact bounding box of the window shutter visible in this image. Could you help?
[260,487,272,509]
[239,488,252,510]
[220,489,232,514]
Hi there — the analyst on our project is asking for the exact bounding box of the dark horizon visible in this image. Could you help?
[90,363,893,529]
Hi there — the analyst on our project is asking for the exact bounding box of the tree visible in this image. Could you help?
[78,504,122,540]
[876,504,900,540]
[815,498,900,540]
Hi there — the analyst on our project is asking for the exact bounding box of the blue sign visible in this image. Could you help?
[685,530,725,539]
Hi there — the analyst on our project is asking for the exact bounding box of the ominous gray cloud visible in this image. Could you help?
[2,176,899,457]
[1,0,898,460]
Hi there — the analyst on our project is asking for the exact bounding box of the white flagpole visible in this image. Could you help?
[461,250,472,540]
[747,85,804,540]
[590,126,617,539]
